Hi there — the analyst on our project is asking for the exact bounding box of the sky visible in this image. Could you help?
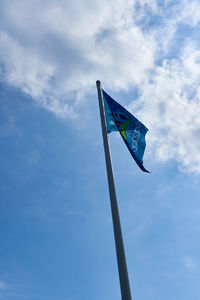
[1,0,200,299]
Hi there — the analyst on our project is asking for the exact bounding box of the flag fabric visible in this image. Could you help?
[103,90,149,172]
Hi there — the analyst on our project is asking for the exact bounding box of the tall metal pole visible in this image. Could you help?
[96,80,132,300]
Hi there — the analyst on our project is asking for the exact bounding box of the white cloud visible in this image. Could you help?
[131,42,200,173]
[0,0,155,117]
[177,0,200,27]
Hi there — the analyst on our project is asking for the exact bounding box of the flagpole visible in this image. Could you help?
[96,80,132,300]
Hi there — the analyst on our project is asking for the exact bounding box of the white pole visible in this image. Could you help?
[96,80,132,300]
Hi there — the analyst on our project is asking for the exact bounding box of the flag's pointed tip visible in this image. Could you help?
[139,163,150,173]
[142,168,150,173]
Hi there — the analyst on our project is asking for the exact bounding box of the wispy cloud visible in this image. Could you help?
[28,150,41,165]
[0,281,7,290]
[183,257,197,270]
[0,281,27,299]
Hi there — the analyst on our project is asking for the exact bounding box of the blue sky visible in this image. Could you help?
[1,0,200,299]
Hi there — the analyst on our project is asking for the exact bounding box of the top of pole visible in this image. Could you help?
[96,80,101,87]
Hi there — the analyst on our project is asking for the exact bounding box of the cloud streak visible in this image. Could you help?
[0,281,7,290]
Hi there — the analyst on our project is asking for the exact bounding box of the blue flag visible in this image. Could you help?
[103,90,149,172]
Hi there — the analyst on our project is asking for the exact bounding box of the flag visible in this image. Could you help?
[103,90,149,172]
